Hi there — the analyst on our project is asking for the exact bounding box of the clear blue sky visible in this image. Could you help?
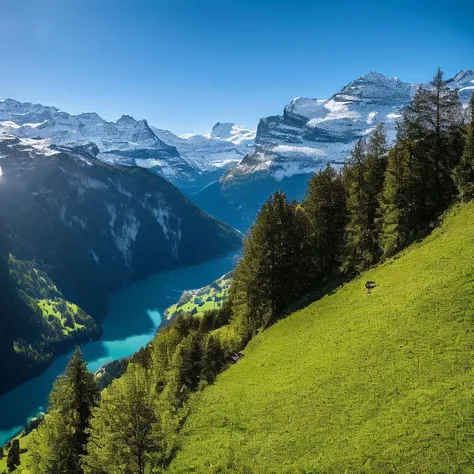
[1,0,473,134]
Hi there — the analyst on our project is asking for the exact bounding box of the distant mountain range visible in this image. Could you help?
[0,100,256,193]
[1,69,472,230]
[194,69,474,229]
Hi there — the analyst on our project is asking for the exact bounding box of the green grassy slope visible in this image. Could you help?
[169,202,474,473]
[165,272,232,321]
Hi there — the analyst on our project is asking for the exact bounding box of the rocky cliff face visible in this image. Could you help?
[0,133,242,394]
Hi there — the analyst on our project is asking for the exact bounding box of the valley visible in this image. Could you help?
[0,251,237,447]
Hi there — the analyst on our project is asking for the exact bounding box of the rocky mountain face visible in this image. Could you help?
[0,133,242,394]
[194,70,474,230]
[0,99,255,193]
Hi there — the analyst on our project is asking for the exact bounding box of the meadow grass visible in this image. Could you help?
[168,201,474,473]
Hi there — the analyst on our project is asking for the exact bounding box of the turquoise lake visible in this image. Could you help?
[0,251,238,446]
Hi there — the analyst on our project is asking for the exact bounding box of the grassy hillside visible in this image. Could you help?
[168,202,474,473]
[164,272,232,320]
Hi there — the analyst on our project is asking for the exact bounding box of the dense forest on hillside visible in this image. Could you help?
[4,69,474,473]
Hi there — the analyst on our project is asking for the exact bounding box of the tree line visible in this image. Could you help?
[7,69,474,474]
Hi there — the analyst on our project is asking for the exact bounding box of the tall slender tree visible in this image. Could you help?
[7,439,20,472]
[29,348,98,474]
[304,164,347,284]
[379,140,422,257]
[229,191,304,340]
[400,68,464,219]
[453,93,474,201]
[342,124,388,273]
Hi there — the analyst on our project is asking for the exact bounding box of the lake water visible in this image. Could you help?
[0,251,238,446]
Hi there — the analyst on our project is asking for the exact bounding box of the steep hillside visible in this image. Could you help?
[0,134,241,394]
[169,201,474,473]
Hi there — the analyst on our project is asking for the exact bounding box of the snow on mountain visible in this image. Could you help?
[208,122,256,147]
[0,99,200,184]
[224,70,473,183]
[447,69,474,106]
[151,122,255,173]
[0,99,255,191]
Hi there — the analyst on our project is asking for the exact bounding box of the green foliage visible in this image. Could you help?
[379,69,465,258]
[304,164,347,283]
[165,273,232,321]
[168,201,474,473]
[342,124,387,272]
[379,140,422,257]
[28,348,98,474]
[399,68,464,221]
[83,364,164,474]
[7,255,98,362]
[453,93,474,201]
[230,192,307,341]
[6,440,20,472]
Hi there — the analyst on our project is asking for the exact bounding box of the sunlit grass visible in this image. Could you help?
[169,201,474,473]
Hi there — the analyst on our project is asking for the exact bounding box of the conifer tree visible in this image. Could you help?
[200,334,225,384]
[171,330,203,396]
[83,364,164,474]
[29,348,98,474]
[7,439,20,472]
[229,191,304,340]
[453,93,474,201]
[379,140,422,257]
[342,125,387,273]
[304,164,347,284]
[400,68,464,219]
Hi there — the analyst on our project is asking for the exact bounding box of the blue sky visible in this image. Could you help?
[1,0,473,134]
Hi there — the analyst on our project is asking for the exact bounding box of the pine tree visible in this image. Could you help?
[28,348,98,474]
[401,68,464,219]
[379,140,422,257]
[229,191,304,340]
[172,330,204,396]
[453,93,474,201]
[304,164,347,284]
[200,334,225,384]
[7,439,20,472]
[83,364,164,474]
[342,125,387,273]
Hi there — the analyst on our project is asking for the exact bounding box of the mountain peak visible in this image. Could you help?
[116,114,137,125]
[210,122,236,139]
[360,71,392,82]
[447,69,474,88]
[335,71,414,103]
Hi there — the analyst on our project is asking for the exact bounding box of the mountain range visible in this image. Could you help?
[0,100,256,193]
[2,69,472,231]
[195,69,474,229]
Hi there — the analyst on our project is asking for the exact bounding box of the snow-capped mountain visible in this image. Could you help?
[0,99,255,192]
[152,122,255,174]
[193,69,474,230]
[222,70,473,183]
[446,69,474,105]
